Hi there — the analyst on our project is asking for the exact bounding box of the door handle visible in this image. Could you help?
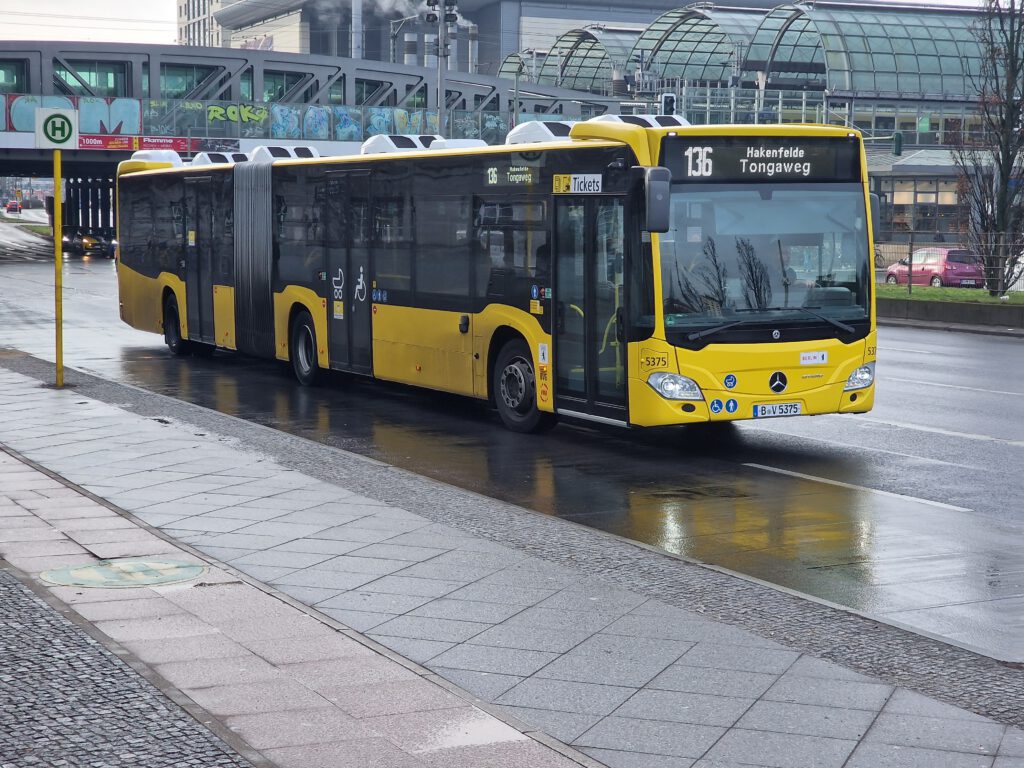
[459,315,469,334]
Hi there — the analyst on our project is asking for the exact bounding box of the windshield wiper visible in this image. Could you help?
[793,306,856,334]
[685,319,749,341]
[734,306,856,334]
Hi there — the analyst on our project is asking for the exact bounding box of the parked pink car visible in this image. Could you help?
[885,247,985,288]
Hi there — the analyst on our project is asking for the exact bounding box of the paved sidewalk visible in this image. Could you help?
[0,450,586,768]
[2,364,1024,768]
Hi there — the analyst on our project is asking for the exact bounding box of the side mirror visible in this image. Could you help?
[898,257,908,265]
[869,193,880,237]
[635,166,671,233]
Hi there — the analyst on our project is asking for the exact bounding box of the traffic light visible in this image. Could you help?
[660,92,676,116]
[893,131,903,156]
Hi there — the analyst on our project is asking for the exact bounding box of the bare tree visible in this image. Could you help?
[952,0,1024,294]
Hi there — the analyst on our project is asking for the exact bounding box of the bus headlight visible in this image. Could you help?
[647,372,704,401]
[844,362,875,391]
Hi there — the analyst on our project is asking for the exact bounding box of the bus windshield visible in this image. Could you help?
[659,183,871,345]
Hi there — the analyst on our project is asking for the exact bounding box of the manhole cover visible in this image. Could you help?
[41,559,206,588]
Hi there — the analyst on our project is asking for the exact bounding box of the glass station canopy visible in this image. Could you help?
[743,4,984,97]
[503,1,986,100]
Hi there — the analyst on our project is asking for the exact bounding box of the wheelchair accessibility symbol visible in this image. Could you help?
[354,266,367,302]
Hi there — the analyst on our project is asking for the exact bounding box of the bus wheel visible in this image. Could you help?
[494,339,556,433]
[163,294,191,357]
[290,311,320,386]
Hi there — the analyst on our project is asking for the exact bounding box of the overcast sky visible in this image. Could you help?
[2,0,178,45]
[0,0,984,46]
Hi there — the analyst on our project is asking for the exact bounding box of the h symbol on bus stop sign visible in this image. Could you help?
[44,115,72,144]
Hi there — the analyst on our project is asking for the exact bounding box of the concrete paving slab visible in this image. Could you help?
[243,636,377,665]
[498,705,601,743]
[370,635,456,663]
[408,597,526,624]
[497,677,636,716]
[701,729,857,767]
[429,642,559,676]
[359,574,466,597]
[844,742,995,768]
[575,716,726,759]
[677,642,801,675]
[650,665,781,698]
[319,589,434,614]
[361,706,528,753]
[735,700,876,740]
[536,634,692,687]
[430,667,524,700]
[183,678,332,716]
[262,737,431,768]
[317,554,411,575]
[371,615,492,643]
[468,622,598,654]
[612,689,756,727]
[224,708,376,750]
[764,675,894,711]
[73,597,188,622]
[269,538,367,555]
[271,568,378,591]
[155,655,283,688]
[583,748,696,767]
[320,607,397,631]
[865,712,1005,755]
[421,739,586,768]
[316,678,466,719]
[92,614,220,643]
[121,633,252,664]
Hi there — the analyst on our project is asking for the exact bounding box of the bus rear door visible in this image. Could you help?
[324,170,373,374]
[554,197,628,424]
[183,176,215,345]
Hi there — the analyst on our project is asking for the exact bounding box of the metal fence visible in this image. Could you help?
[874,234,1024,293]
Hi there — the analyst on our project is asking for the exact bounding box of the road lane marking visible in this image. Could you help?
[857,417,1024,448]
[877,346,935,355]
[744,462,973,511]
[885,376,1023,397]
[739,424,980,469]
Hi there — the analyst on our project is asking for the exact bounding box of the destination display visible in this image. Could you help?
[485,164,538,186]
[660,136,861,184]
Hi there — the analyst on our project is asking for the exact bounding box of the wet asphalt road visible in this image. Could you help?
[1,246,1022,661]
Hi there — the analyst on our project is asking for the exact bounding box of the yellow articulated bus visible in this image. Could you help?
[116,116,877,433]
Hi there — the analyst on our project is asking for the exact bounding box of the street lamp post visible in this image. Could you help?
[425,0,458,137]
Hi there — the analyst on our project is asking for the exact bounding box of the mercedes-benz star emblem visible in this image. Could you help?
[772,329,781,340]
[769,372,788,393]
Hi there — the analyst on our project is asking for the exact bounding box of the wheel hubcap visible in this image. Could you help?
[500,358,533,413]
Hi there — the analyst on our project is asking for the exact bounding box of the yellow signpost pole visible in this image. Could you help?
[53,148,63,388]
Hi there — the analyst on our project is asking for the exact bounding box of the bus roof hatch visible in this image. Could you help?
[361,134,444,154]
[505,121,575,145]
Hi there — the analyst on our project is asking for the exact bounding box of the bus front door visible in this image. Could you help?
[554,197,627,424]
[324,171,372,374]
[183,177,215,345]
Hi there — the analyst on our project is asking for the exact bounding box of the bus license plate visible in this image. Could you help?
[753,402,802,418]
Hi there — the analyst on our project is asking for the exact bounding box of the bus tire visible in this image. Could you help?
[163,294,191,357]
[493,339,556,433]
[290,310,320,386]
